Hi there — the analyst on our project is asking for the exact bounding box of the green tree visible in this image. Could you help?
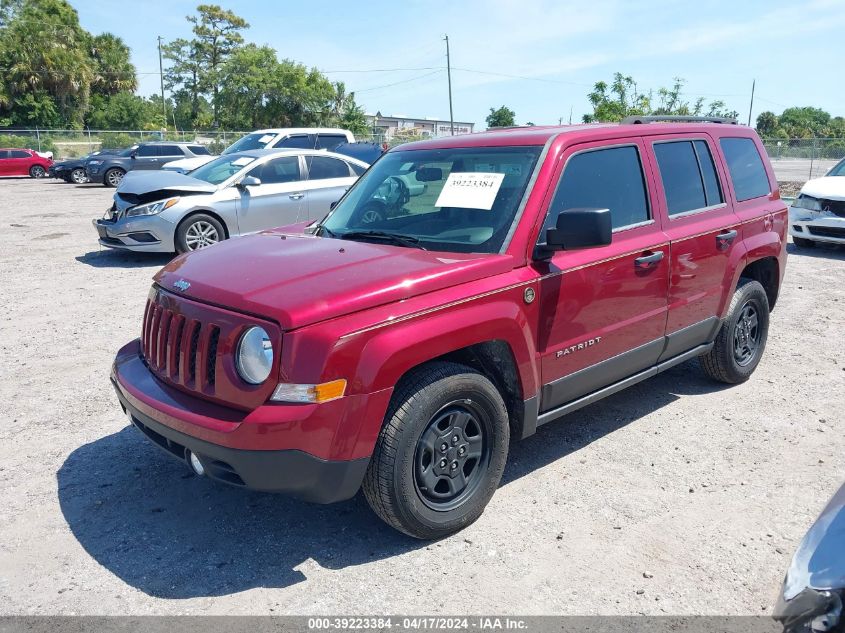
[486,105,516,128]
[583,72,738,122]
[86,92,161,129]
[89,33,137,97]
[188,4,248,125]
[756,111,779,136]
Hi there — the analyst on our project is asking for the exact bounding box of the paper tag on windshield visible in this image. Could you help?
[232,157,255,166]
[258,135,274,144]
[434,172,505,210]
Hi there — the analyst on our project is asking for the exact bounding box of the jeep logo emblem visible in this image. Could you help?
[173,279,191,292]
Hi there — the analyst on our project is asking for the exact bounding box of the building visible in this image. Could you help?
[365,112,475,142]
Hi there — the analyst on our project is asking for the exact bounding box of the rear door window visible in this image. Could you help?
[187,145,210,155]
[136,145,157,157]
[719,137,770,202]
[316,134,347,150]
[157,144,182,157]
[257,156,301,184]
[276,135,315,149]
[654,140,724,216]
[10,150,30,158]
[694,140,723,206]
[306,155,353,180]
[549,145,650,231]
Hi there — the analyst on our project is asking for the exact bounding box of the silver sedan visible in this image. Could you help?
[92,149,368,253]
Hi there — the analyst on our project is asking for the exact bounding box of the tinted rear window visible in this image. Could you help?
[188,145,210,155]
[10,149,30,158]
[549,145,650,231]
[694,140,723,207]
[306,155,352,179]
[277,135,315,149]
[157,145,182,156]
[654,140,724,216]
[316,134,347,150]
[719,137,770,202]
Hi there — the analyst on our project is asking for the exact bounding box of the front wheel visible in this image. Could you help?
[70,167,87,184]
[29,165,46,178]
[175,213,226,253]
[700,278,770,384]
[103,168,125,188]
[363,362,510,539]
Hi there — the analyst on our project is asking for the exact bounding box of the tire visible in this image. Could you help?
[700,278,770,384]
[175,213,226,253]
[103,168,125,188]
[70,168,87,184]
[792,236,815,248]
[363,361,510,539]
[29,165,46,178]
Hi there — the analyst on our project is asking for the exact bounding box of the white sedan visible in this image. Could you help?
[789,157,845,248]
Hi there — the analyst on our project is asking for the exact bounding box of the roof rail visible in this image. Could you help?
[621,115,738,125]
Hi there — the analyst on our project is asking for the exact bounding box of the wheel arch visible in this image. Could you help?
[738,256,780,310]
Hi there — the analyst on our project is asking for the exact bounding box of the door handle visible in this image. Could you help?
[634,250,664,269]
[716,229,738,247]
[289,193,305,200]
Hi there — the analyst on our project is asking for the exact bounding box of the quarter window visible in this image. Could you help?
[719,137,770,202]
[654,140,724,216]
[548,145,650,231]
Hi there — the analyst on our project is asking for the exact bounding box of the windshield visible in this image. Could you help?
[223,132,278,154]
[320,146,542,253]
[827,158,845,176]
[189,154,257,185]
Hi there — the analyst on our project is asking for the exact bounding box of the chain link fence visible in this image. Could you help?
[761,137,845,182]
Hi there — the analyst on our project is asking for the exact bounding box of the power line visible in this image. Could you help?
[321,66,442,74]
[354,69,444,93]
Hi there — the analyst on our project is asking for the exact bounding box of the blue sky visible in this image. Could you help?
[73,0,844,129]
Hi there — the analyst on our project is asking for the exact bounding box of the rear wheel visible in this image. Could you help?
[29,165,45,178]
[103,168,124,187]
[363,362,510,539]
[176,213,225,253]
[70,168,87,184]
[792,236,816,248]
[700,278,770,384]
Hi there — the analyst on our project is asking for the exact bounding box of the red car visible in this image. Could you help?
[0,148,52,178]
[111,116,787,538]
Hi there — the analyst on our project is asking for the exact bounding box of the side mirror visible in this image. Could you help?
[237,175,261,188]
[130,151,137,159]
[537,207,612,257]
[415,167,442,182]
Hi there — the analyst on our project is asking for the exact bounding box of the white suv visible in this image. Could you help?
[163,128,355,174]
[789,157,845,248]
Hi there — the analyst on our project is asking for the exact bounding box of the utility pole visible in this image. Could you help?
[747,79,755,127]
[568,106,573,125]
[444,34,454,135]
[157,36,168,131]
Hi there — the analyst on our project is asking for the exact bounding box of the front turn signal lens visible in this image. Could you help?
[271,379,347,404]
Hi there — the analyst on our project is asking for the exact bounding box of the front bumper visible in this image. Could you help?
[111,340,387,503]
[93,215,176,252]
[789,206,845,244]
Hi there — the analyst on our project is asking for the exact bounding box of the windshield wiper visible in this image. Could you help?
[340,230,427,250]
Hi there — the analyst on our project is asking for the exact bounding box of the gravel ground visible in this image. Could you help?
[0,177,843,616]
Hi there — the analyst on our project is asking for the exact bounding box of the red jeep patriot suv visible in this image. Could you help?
[111,116,787,539]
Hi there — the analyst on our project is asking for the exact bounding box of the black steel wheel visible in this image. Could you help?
[413,401,491,511]
[363,362,509,539]
[700,278,770,384]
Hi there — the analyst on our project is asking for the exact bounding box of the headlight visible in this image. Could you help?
[236,326,273,384]
[88,160,103,166]
[792,194,822,211]
[125,197,181,217]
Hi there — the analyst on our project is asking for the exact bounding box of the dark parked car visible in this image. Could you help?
[331,141,383,166]
[774,481,845,633]
[49,151,106,183]
[85,141,211,187]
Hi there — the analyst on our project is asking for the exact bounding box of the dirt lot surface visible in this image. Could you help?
[0,178,843,616]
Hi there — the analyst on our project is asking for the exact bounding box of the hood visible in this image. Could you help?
[161,155,216,171]
[155,230,515,330]
[116,170,218,199]
[800,177,845,201]
[54,158,84,168]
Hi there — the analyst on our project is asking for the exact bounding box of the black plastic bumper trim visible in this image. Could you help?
[111,379,369,504]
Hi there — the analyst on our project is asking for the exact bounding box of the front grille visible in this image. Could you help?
[820,198,845,218]
[139,287,280,410]
[808,226,845,239]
